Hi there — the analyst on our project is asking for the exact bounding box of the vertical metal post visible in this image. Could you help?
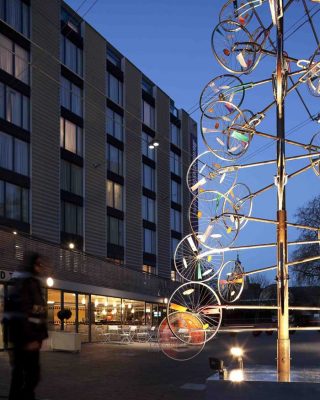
[275,0,290,382]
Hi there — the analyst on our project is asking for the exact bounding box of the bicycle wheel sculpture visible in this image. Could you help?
[200,74,245,118]
[174,233,224,282]
[162,0,320,368]
[218,259,245,303]
[158,312,205,361]
[186,150,238,196]
[189,190,239,249]
[167,282,222,345]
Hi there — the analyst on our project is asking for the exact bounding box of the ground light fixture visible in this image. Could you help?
[229,369,244,383]
[230,347,244,370]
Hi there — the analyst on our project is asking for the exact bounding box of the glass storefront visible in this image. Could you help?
[0,284,4,350]
[78,294,89,342]
[47,289,62,332]
[63,292,76,332]
[0,281,164,345]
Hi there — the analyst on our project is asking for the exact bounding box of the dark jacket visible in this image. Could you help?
[3,272,48,347]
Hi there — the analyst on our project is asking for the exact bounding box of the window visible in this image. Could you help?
[107,144,123,175]
[171,270,183,282]
[171,180,181,204]
[142,264,156,275]
[61,8,81,35]
[0,131,28,175]
[170,151,181,176]
[142,131,155,161]
[0,34,29,84]
[61,201,83,235]
[60,118,83,156]
[143,164,155,191]
[171,237,180,258]
[107,180,123,210]
[143,228,156,254]
[0,83,29,130]
[170,123,180,147]
[60,35,83,76]
[170,100,179,117]
[0,0,30,36]
[141,77,153,95]
[106,108,123,141]
[107,47,121,68]
[142,195,155,223]
[107,216,124,246]
[61,160,83,196]
[170,209,181,232]
[142,100,155,129]
[0,180,28,222]
[61,77,82,116]
[107,72,123,106]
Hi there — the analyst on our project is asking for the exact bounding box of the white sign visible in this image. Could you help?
[0,270,13,282]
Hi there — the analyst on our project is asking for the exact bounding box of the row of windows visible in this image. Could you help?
[0,33,29,84]
[107,143,123,176]
[142,131,155,161]
[0,0,30,37]
[0,82,29,130]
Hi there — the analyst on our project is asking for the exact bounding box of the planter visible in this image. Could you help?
[50,331,81,352]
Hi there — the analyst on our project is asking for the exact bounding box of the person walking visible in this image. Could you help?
[2,251,48,400]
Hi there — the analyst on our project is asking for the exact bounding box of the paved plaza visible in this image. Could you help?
[0,332,320,400]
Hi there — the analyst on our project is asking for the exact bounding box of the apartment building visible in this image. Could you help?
[0,0,197,344]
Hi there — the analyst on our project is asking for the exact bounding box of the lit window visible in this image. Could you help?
[0,34,29,84]
[0,83,29,130]
[107,180,123,210]
[60,118,82,156]
[142,264,156,275]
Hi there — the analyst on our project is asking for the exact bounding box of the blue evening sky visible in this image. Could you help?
[65,0,319,284]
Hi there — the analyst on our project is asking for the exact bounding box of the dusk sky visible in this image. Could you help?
[65,0,320,284]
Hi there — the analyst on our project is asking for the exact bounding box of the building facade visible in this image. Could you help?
[0,0,197,345]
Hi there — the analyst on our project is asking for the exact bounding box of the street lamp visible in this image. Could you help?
[148,139,160,149]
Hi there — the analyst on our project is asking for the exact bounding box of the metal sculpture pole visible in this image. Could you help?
[275,0,290,382]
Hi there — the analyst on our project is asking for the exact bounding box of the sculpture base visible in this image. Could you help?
[206,366,320,400]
